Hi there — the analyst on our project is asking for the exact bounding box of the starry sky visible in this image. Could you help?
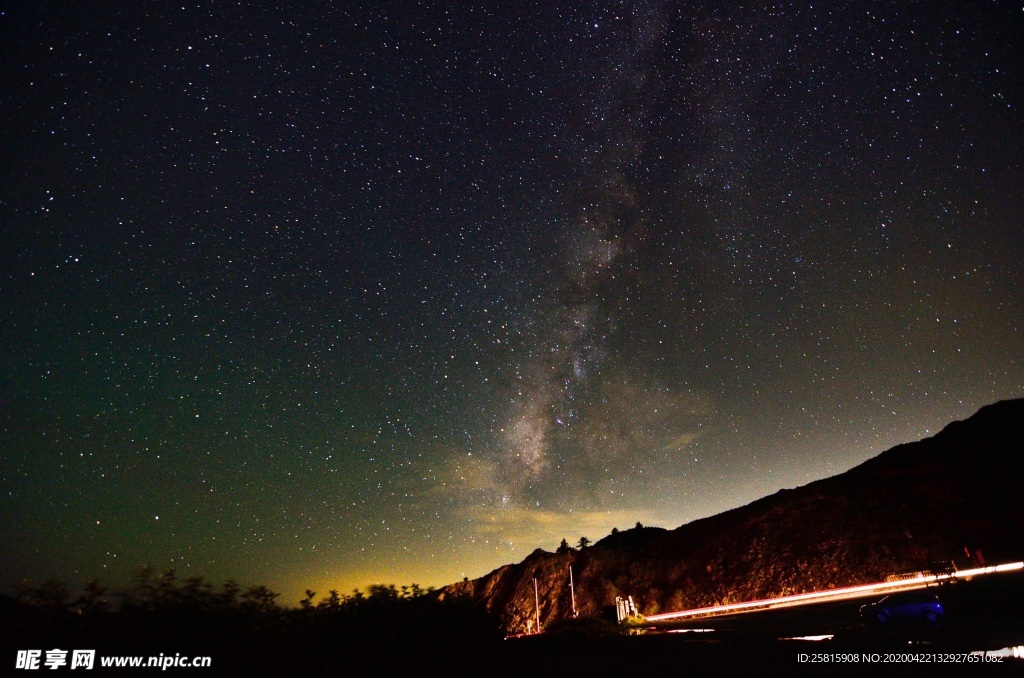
[2,2,1022,604]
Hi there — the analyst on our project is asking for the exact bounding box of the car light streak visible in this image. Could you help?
[646,561,1023,622]
[971,645,1024,660]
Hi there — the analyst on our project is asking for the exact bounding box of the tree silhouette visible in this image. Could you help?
[241,585,279,614]
[557,538,571,554]
[220,579,241,607]
[577,536,591,549]
[74,579,109,617]
[130,566,156,609]
[368,583,399,601]
[14,578,70,613]
[6,571,505,673]
[319,589,341,609]
[153,568,177,607]
[179,576,213,608]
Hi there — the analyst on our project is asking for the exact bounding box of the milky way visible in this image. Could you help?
[2,1,1021,602]
[497,1,666,500]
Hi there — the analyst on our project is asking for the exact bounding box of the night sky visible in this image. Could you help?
[2,2,1022,604]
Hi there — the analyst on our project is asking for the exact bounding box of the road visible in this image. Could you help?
[643,565,1024,662]
[646,561,1023,622]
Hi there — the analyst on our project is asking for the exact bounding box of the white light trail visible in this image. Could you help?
[646,561,1023,622]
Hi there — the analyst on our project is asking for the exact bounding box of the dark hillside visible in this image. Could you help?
[440,399,1024,632]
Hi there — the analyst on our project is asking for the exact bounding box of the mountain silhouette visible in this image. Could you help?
[439,398,1024,633]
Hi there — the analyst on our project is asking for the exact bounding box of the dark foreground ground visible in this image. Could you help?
[4,571,1023,676]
